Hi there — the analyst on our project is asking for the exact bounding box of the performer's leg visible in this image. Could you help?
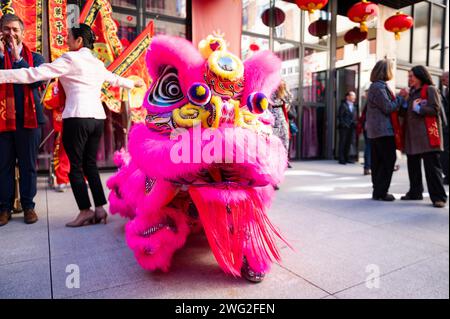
[0,132,16,213]
[55,132,70,186]
[82,120,107,208]
[423,152,447,204]
[62,118,92,210]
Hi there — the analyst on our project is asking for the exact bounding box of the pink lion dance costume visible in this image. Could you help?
[107,35,289,282]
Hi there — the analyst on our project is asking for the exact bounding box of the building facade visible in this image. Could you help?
[38,0,448,169]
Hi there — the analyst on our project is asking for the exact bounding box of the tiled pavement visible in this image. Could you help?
[1,159,448,299]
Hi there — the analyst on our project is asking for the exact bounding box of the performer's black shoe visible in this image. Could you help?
[372,194,396,202]
[241,258,266,283]
[401,193,423,201]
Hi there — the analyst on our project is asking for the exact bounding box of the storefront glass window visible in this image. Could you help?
[335,14,374,70]
[397,6,412,63]
[304,10,331,45]
[241,35,270,60]
[412,2,430,65]
[274,1,301,42]
[113,12,138,44]
[147,18,186,38]
[303,47,328,104]
[242,0,271,36]
[274,41,300,101]
[445,4,449,71]
[145,0,187,18]
[111,0,137,9]
[430,5,445,68]
[301,47,329,159]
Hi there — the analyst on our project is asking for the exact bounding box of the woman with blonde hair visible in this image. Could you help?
[270,80,292,155]
[366,59,403,201]
[270,80,292,189]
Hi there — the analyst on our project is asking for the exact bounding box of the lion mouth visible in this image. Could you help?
[166,164,271,188]
[140,216,178,238]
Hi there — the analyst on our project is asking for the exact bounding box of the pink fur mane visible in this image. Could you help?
[107,35,288,277]
[242,51,282,105]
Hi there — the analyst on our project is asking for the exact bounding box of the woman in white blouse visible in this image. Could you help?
[0,23,144,227]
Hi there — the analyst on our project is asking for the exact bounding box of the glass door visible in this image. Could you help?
[300,46,329,159]
[334,63,360,161]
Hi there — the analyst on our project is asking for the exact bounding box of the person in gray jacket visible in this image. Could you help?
[366,60,402,201]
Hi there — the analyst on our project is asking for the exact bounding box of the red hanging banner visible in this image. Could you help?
[0,0,44,53]
[48,0,68,61]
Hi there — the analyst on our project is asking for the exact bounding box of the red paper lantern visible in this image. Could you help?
[295,0,329,14]
[385,11,414,40]
[347,0,378,33]
[126,15,133,22]
[308,18,329,38]
[344,27,368,46]
[249,43,260,51]
[261,7,286,27]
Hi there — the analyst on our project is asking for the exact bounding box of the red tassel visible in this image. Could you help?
[189,186,289,276]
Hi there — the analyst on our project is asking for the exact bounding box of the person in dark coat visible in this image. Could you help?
[366,59,402,202]
[338,91,357,165]
[0,14,45,226]
[400,66,447,208]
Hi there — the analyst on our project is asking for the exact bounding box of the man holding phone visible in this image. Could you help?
[0,14,45,226]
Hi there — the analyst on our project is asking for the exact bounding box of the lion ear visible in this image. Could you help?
[241,51,282,105]
[146,35,205,92]
[143,35,206,113]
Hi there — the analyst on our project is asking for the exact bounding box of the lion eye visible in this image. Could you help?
[147,66,184,107]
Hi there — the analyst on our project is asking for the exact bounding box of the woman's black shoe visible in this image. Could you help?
[401,194,424,201]
[372,194,396,201]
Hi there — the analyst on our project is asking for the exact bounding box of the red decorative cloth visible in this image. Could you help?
[53,132,70,185]
[421,84,441,148]
[0,44,38,132]
[44,80,66,132]
[386,88,404,151]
